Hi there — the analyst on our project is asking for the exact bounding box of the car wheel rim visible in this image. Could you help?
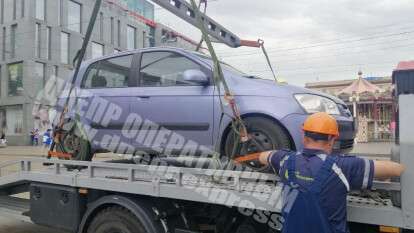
[62,134,81,155]
[240,130,274,169]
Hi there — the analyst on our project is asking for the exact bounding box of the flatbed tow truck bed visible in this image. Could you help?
[0,155,407,232]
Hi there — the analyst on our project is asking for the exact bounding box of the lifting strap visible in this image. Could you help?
[48,151,72,159]
[233,152,261,164]
[258,39,278,83]
[189,0,249,147]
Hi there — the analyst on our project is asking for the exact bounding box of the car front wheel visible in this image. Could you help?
[224,117,292,172]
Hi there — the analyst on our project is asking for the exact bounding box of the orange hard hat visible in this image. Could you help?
[303,112,339,137]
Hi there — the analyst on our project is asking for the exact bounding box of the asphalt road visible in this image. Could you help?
[0,217,68,233]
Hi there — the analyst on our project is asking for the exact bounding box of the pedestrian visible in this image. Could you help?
[43,129,52,148]
[0,130,6,147]
[256,112,405,233]
[33,128,39,146]
[30,128,35,146]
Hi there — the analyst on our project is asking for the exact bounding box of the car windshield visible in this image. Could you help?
[192,52,263,79]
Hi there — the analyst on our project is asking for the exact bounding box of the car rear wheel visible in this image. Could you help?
[56,131,92,161]
[224,117,292,172]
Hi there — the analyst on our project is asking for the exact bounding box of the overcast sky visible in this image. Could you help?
[153,0,414,86]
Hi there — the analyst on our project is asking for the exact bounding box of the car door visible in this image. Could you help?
[129,51,214,154]
[77,54,136,152]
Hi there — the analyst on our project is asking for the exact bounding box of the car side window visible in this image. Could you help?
[82,55,133,89]
[140,51,206,87]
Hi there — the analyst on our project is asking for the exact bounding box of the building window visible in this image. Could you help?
[110,17,114,45]
[58,0,62,26]
[60,32,69,64]
[13,0,16,20]
[117,19,121,47]
[35,62,45,88]
[91,42,104,59]
[0,0,3,24]
[149,27,155,47]
[5,106,23,135]
[142,31,146,48]
[82,55,133,89]
[99,12,104,41]
[35,0,45,20]
[68,0,81,33]
[127,25,136,50]
[35,23,41,58]
[8,62,23,96]
[10,24,17,59]
[2,27,5,61]
[21,0,24,18]
[46,26,51,60]
[50,65,59,95]
[51,65,58,79]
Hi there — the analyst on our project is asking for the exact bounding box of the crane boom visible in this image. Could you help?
[151,0,243,48]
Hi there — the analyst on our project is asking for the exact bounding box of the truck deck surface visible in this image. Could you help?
[0,157,404,229]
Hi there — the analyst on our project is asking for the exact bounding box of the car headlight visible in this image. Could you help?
[294,94,340,115]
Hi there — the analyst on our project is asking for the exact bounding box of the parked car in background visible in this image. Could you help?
[57,47,355,166]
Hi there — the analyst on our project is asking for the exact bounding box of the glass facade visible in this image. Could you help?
[143,1,154,20]
[8,62,23,96]
[68,0,81,33]
[123,0,154,20]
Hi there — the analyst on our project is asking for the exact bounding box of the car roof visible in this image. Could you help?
[84,46,191,64]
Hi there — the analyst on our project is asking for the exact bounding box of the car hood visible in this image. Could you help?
[223,74,346,104]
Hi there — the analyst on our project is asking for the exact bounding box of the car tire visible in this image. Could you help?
[56,131,93,161]
[87,207,146,233]
[224,117,292,171]
[55,121,93,169]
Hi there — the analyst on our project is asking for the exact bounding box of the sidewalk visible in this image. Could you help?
[0,146,48,157]
[350,141,393,157]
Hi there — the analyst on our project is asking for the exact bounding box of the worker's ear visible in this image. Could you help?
[328,136,337,146]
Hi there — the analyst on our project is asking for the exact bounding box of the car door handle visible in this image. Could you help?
[137,96,150,100]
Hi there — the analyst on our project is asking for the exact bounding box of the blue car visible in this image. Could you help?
[57,47,355,163]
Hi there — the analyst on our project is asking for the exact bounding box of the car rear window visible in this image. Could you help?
[82,55,133,89]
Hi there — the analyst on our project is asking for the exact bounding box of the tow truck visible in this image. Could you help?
[0,0,414,232]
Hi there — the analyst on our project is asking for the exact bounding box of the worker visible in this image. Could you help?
[257,112,405,233]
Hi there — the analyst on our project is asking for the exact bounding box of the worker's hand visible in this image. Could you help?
[258,151,274,165]
[373,160,406,180]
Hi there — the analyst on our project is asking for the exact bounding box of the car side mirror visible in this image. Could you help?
[183,69,209,86]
